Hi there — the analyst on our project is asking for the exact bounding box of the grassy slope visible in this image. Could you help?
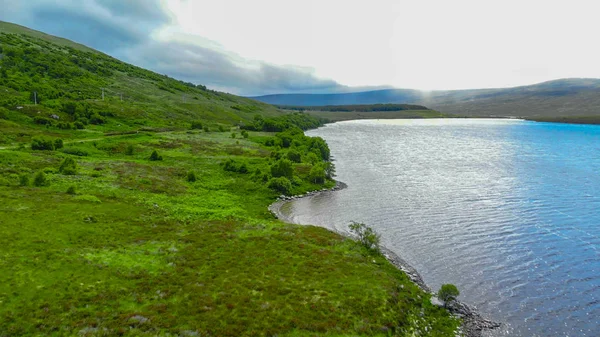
[0,22,459,336]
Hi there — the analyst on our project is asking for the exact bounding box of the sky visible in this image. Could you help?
[1,0,600,96]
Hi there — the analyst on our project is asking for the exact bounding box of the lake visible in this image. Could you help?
[278,119,600,336]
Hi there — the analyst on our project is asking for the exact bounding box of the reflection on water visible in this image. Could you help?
[281,119,600,337]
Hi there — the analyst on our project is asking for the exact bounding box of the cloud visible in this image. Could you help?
[0,0,342,95]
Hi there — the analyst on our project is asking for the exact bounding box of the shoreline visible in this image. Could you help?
[269,180,501,337]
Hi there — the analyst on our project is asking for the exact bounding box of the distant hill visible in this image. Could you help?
[252,79,600,118]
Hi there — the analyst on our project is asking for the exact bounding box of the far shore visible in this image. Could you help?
[268,180,500,337]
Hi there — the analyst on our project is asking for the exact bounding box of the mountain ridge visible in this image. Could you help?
[252,78,600,117]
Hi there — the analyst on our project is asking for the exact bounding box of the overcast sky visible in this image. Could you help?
[1,0,600,95]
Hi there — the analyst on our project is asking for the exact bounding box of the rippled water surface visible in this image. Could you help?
[280,119,600,336]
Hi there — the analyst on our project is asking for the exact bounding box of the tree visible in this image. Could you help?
[348,222,381,253]
[308,164,326,184]
[270,159,293,178]
[33,171,47,187]
[267,177,292,195]
[58,157,77,175]
[438,284,460,305]
[149,150,163,161]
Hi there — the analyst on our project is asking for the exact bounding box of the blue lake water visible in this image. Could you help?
[279,119,600,336]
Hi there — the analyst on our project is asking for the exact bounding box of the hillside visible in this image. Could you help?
[0,22,461,336]
[0,20,284,145]
[252,79,600,118]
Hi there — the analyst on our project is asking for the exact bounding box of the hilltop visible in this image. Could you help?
[252,78,600,118]
[0,22,461,336]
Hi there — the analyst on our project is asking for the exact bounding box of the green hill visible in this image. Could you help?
[0,20,285,145]
[0,22,461,336]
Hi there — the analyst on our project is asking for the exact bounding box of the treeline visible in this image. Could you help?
[278,103,430,112]
[241,112,328,132]
[223,126,334,195]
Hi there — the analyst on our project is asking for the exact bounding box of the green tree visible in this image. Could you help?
[267,177,292,195]
[33,171,47,187]
[270,159,293,178]
[308,164,326,184]
[58,157,77,175]
[286,150,302,163]
[149,150,163,161]
[438,284,460,305]
[348,222,381,253]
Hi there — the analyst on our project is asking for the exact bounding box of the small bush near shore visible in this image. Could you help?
[438,284,460,304]
[268,176,292,195]
[349,222,381,253]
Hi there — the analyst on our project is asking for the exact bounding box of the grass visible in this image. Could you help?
[0,21,459,336]
[0,129,459,336]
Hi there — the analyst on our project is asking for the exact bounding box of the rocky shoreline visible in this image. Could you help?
[268,180,501,337]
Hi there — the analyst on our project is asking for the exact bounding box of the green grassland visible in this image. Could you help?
[0,21,459,336]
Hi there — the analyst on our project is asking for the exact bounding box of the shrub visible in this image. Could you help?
[31,137,54,150]
[57,122,72,130]
[309,164,326,184]
[268,177,292,195]
[66,185,77,195]
[19,174,29,186]
[33,116,53,125]
[187,170,197,182]
[61,147,88,156]
[270,159,293,178]
[218,125,225,132]
[223,159,248,173]
[149,150,163,161]
[231,132,236,139]
[348,222,381,253]
[286,150,302,163]
[74,121,85,129]
[191,121,203,130]
[54,139,64,149]
[125,144,135,155]
[438,284,460,304]
[89,113,105,125]
[33,171,47,187]
[59,157,78,175]
[203,126,209,133]
[241,130,249,138]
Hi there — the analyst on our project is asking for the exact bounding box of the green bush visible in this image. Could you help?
[61,147,88,156]
[231,132,236,139]
[218,125,225,132]
[66,185,77,195]
[308,164,326,184]
[89,113,105,125]
[223,159,248,173]
[438,284,460,304]
[270,159,293,178]
[190,121,203,130]
[74,121,85,129]
[149,150,163,161]
[241,130,249,138]
[267,177,292,195]
[54,139,64,149]
[33,116,53,125]
[58,157,78,175]
[348,222,381,253]
[203,126,209,133]
[125,144,135,155]
[19,174,29,186]
[187,171,197,182]
[33,171,47,187]
[286,150,302,163]
[57,122,72,130]
[31,137,55,150]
